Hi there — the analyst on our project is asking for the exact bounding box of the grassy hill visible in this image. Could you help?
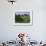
[15,14,30,23]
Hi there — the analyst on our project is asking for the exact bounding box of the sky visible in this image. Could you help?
[15,12,30,15]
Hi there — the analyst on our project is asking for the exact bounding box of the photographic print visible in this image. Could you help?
[14,10,32,26]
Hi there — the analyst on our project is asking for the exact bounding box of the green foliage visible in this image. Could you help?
[15,14,30,23]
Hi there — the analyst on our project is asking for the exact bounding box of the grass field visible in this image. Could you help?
[15,14,30,23]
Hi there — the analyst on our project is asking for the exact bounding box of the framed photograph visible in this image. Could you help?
[14,10,33,26]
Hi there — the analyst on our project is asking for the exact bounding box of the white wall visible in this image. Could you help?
[0,0,46,42]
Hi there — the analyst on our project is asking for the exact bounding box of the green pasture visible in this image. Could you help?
[15,15,30,23]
